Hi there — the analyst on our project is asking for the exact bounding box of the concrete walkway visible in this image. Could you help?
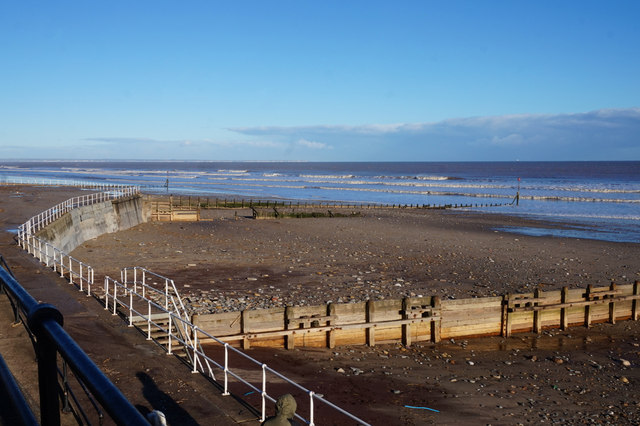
[0,187,260,425]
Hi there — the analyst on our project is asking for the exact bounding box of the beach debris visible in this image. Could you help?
[619,358,631,367]
[404,405,439,413]
[350,367,364,375]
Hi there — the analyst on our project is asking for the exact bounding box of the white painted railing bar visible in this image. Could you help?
[121,267,189,322]
[22,234,95,296]
[103,275,370,426]
[18,187,140,239]
[1,176,136,190]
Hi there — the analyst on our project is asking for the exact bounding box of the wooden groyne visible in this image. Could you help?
[146,195,513,221]
[192,282,640,350]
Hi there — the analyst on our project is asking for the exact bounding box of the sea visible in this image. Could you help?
[1,161,639,244]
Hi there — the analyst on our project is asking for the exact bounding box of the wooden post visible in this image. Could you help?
[430,296,441,343]
[285,306,295,350]
[609,282,617,324]
[366,300,375,347]
[533,288,542,334]
[327,303,336,349]
[560,287,569,330]
[241,310,250,350]
[633,281,640,321]
[501,294,511,337]
[401,298,411,347]
[584,285,593,328]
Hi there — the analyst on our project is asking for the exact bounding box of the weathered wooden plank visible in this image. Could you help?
[441,297,502,309]
[243,307,286,333]
[334,329,367,346]
[333,302,367,324]
[371,299,404,322]
[193,311,242,336]
[442,323,502,338]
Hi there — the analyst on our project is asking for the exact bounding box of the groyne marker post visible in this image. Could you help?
[632,281,640,321]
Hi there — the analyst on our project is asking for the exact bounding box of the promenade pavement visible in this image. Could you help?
[0,186,260,425]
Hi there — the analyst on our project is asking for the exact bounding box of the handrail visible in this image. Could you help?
[21,234,95,295]
[0,176,135,190]
[0,352,39,426]
[119,268,217,380]
[105,275,371,425]
[17,186,139,243]
[0,266,148,426]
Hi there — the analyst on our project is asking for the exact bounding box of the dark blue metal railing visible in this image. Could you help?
[0,257,149,426]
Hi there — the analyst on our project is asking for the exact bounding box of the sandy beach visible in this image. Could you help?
[3,186,640,424]
[71,206,639,314]
[69,199,640,424]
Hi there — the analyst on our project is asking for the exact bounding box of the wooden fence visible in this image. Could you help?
[149,199,200,222]
[149,195,512,212]
[192,282,639,349]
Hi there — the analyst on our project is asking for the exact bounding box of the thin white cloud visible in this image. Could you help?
[297,139,331,149]
[84,136,284,149]
[490,133,525,146]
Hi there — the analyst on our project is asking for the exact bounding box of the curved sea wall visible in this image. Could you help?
[35,196,149,254]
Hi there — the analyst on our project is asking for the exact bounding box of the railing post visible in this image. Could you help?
[51,248,57,273]
[192,327,199,373]
[104,278,109,310]
[261,364,267,423]
[27,304,64,426]
[309,391,315,426]
[223,343,230,396]
[167,314,173,354]
[147,301,152,339]
[79,263,84,292]
[129,289,134,327]
[112,282,118,316]
[59,252,64,278]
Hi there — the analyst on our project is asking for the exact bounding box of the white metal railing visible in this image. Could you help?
[104,275,370,426]
[17,187,140,244]
[120,267,189,321]
[21,234,96,295]
[119,267,217,378]
[0,176,134,190]
[15,187,140,294]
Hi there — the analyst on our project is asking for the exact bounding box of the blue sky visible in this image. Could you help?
[1,1,639,161]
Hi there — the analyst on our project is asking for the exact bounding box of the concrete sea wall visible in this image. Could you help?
[35,196,149,254]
